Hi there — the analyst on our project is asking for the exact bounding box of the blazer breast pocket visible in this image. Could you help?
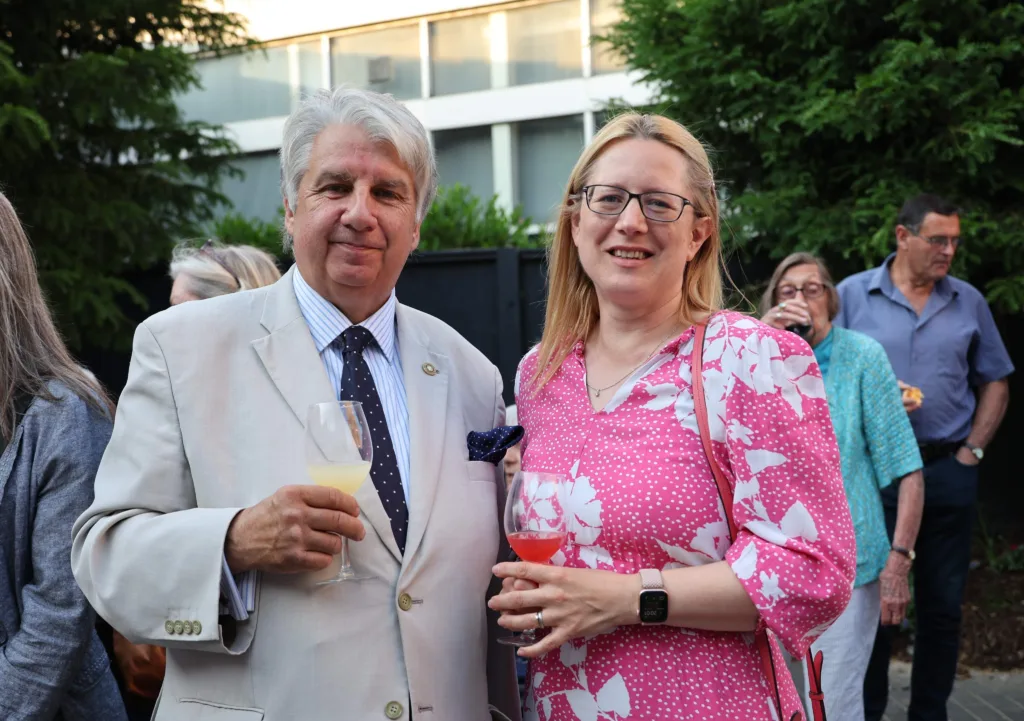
[165,699,264,721]
[466,460,498,483]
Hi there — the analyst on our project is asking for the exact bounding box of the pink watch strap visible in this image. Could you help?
[639,568,664,589]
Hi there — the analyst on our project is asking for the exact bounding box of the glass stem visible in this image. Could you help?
[340,536,352,574]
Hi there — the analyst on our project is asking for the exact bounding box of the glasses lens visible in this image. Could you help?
[777,286,797,300]
[641,192,684,221]
[803,283,824,299]
[928,236,960,247]
[587,186,628,215]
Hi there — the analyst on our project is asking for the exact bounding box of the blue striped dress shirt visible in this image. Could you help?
[222,270,412,620]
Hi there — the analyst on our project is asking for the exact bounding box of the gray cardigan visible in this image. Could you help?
[0,382,127,721]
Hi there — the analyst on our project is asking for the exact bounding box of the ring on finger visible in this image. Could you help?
[535,610,545,629]
[778,302,787,311]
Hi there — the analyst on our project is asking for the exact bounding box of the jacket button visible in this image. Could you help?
[398,593,413,612]
[193,620,203,635]
[182,620,194,635]
[385,701,404,719]
[173,620,185,635]
[165,620,175,635]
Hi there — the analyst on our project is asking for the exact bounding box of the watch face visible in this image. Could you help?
[639,589,669,624]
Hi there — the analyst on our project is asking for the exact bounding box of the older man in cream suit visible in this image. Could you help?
[72,87,520,721]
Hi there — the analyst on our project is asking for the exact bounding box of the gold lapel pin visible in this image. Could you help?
[421,362,438,376]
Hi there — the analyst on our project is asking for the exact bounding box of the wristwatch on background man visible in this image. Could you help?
[962,442,984,462]
[638,569,669,625]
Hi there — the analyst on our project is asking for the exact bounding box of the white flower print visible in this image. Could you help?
[759,570,788,608]
[536,638,632,721]
[566,461,613,569]
[731,542,758,580]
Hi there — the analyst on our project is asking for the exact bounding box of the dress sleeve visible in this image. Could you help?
[860,339,923,488]
[713,319,856,657]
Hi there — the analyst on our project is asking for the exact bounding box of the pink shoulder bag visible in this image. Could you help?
[691,322,827,721]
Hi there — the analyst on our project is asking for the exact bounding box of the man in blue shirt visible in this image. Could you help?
[835,194,1013,721]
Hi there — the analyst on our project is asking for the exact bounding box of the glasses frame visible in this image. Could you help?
[578,184,701,223]
[776,281,830,301]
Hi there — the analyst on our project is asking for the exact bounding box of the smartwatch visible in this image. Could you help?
[638,569,669,625]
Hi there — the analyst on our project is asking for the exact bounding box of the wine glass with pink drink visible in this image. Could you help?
[498,470,568,647]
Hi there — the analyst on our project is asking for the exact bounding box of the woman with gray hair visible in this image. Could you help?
[0,189,128,720]
[761,252,925,721]
[169,239,281,305]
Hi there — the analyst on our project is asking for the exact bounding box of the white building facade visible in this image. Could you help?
[177,0,654,226]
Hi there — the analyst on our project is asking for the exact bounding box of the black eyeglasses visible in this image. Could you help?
[200,239,241,288]
[579,185,701,223]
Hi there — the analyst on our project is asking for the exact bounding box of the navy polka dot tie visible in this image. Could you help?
[338,326,408,555]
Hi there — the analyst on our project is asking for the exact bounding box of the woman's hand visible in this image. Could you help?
[898,380,924,414]
[762,299,812,331]
[879,554,912,626]
[490,562,638,657]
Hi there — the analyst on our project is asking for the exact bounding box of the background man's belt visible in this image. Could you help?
[918,440,964,465]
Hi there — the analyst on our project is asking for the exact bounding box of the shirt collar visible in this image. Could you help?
[292,268,398,362]
[870,252,957,301]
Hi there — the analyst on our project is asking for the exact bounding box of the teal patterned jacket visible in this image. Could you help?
[818,327,923,587]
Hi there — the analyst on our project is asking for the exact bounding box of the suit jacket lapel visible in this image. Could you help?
[251,267,402,562]
[397,304,450,565]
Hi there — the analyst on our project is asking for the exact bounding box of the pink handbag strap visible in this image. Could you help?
[691,321,827,721]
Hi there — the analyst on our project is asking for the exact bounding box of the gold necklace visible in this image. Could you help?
[584,330,681,398]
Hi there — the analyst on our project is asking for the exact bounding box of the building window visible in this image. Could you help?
[330,25,422,100]
[219,152,283,224]
[178,46,292,124]
[298,40,325,99]
[507,0,582,87]
[517,115,585,222]
[430,14,491,96]
[434,126,495,201]
[591,0,627,74]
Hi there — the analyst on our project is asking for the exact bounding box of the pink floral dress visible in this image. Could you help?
[514,312,856,721]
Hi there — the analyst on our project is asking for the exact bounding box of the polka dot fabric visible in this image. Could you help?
[467,425,525,464]
[339,326,408,554]
[515,312,856,721]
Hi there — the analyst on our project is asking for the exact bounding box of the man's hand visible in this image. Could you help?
[879,553,912,626]
[225,485,365,574]
[898,380,923,413]
[955,445,980,467]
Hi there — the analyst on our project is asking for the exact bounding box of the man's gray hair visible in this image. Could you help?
[279,86,438,249]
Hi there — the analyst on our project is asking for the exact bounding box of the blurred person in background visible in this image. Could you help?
[503,404,521,488]
[169,239,281,305]
[104,238,282,721]
[0,189,127,721]
[762,252,924,721]
[835,194,1013,721]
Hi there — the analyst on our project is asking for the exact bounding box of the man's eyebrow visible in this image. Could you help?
[375,177,411,194]
[311,170,355,187]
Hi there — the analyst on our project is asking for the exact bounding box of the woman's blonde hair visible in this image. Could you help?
[532,112,723,389]
[169,240,282,300]
[0,190,113,440]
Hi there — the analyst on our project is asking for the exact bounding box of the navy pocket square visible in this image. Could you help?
[467,425,524,465]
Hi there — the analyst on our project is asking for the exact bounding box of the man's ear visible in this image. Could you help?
[284,196,296,238]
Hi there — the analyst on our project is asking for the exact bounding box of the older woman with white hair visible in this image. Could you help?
[169,239,281,305]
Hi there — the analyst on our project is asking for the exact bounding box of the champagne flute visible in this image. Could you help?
[498,470,568,647]
[305,401,372,584]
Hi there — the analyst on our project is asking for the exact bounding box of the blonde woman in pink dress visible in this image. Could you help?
[488,113,857,721]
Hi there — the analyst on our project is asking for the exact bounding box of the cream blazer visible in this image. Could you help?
[72,268,521,721]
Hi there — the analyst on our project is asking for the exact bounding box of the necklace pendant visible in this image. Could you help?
[594,389,601,397]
